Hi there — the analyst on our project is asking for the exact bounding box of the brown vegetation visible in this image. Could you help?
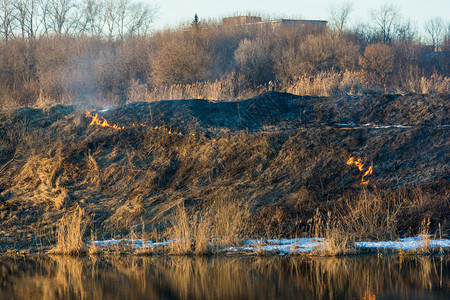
[169,199,250,254]
[0,4,449,107]
[0,92,448,253]
[0,4,448,255]
[47,207,88,255]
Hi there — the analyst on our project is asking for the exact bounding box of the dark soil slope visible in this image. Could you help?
[0,92,448,250]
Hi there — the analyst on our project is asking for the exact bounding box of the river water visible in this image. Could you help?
[0,255,448,299]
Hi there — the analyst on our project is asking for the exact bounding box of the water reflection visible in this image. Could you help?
[0,255,448,299]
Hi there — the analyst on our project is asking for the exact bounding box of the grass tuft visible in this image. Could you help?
[48,207,87,255]
[169,199,250,255]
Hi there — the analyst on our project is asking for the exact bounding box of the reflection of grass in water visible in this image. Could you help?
[51,256,86,299]
[0,255,448,300]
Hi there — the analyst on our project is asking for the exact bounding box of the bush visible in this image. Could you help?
[151,32,212,86]
[234,38,273,89]
[359,43,395,87]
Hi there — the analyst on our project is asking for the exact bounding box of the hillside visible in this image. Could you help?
[0,92,448,251]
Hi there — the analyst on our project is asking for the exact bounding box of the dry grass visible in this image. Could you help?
[126,70,450,104]
[48,207,87,255]
[403,74,450,94]
[308,209,354,256]
[339,189,403,240]
[0,92,447,254]
[133,75,237,102]
[168,199,250,255]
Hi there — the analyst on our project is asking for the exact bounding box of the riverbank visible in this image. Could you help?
[1,92,448,254]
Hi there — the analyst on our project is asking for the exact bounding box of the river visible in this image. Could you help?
[0,255,448,299]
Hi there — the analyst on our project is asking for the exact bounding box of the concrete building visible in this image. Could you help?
[221,16,327,30]
[222,16,262,27]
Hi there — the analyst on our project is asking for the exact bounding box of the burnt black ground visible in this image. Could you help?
[0,92,448,251]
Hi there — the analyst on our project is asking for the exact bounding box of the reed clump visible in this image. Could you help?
[48,207,87,255]
[308,209,354,256]
[168,199,250,255]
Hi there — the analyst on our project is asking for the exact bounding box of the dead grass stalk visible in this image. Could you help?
[48,207,87,255]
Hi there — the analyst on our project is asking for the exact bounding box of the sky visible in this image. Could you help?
[151,0,449,34]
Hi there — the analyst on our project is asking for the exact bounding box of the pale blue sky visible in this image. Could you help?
[151,0,449,35]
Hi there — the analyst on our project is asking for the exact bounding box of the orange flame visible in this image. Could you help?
[347,156,374,185]
[361,163,373,185]
[85,110,184,135]
[361,289,376,300]
[196,95,218,102]
[85,110,124,130]
[346,157,355,165]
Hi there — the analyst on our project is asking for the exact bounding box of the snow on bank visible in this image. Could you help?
[336,123,450,129]
[223,238,324,254]
[355,235,450,250]
[336,123,414,129]
[88,235,450,254]
[88,239,176,248]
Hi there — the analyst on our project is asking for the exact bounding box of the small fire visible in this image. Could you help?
[361,289,376,300]
[347,156,374,185]
[196,94,218,103]
[85,110,183,136]
[85,110,124,130]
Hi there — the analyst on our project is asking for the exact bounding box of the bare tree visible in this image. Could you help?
[102,0,155,39]
[329,1,353,35]
[103,0,117,39]
[0,0,15,42]
[127,1,156,36]
[424,17,445,51]
[78,0,104,35]
[234,38,273,88]
[396,18,416,43]
[115,0,129,39]
[13,0,42,41]
[370,4,401,44]
[47,0,77,35]
[13,0,26,38]
[36,0,50,36]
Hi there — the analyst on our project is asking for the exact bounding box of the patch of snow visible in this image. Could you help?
[372,125,413,129]
[88,236,450,254]
[233,238,324,254]
[89,239,176,248]
[100,106,113,112]
[336,123,414,129]
[355,235,450,250]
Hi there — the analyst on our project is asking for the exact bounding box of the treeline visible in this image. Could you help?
[0,1,449,106]
[0,0,155,40]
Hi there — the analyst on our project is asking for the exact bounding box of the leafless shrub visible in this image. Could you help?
[359,43,395,87]
[234,37,273,89]
[150,32,212,86]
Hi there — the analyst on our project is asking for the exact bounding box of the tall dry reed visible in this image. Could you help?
[169,199,250,255]
[48,207,87,255]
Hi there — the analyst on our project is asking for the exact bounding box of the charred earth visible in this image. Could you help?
[0,92,448,252]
